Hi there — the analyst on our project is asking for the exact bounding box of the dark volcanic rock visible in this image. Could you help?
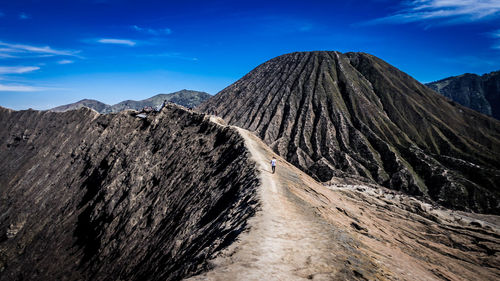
[427,71,500,120]
[198,51,500,214]
[0,105,259,281]
[50,89,211,113]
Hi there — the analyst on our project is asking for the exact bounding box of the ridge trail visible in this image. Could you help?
[189,115,500,281]
[188,119,386,280]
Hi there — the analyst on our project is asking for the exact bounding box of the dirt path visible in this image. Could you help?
[188,118,500,281]
[187,126,381,280]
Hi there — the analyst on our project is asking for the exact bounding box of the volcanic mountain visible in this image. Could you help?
[1,105,499,280]
[198,51,500,214]
[50,89,211,113]
[426,71,500,120]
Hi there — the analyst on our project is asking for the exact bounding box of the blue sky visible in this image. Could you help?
[1,0,499,110]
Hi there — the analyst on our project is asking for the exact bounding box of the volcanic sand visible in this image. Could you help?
[187,117,500,281]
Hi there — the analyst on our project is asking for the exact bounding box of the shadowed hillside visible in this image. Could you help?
[0,105,258,281]
[198,51,500,214]
[426,71,500,120]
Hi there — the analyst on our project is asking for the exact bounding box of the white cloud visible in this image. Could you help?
[0,48,19,53]
[0,66,40,74]
[0,41,80,57]
[19,12,30,20]
[132,25,172,36]
[0,83,43,92]
[144,52,199,61]
[57,60,74,64]
[0,53,17,59]
[365,0,500,25]
[97,38,136,46]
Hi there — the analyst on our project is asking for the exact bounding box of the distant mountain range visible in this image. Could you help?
[426,71,500,120]
[50,90,211,113]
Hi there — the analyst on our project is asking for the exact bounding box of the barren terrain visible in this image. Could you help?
[189,117,500,280]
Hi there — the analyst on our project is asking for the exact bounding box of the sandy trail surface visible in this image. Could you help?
[188,119,500,281]
[187,126,388,280]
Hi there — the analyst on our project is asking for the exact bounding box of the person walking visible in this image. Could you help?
[159,100,167,111]
[270,157,277,174]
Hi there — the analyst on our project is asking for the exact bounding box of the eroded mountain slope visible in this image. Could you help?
[198,51,500,214]
[188,123,500,281]
[0,105,259,281]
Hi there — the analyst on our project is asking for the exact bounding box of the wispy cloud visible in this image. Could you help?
[139,52,198,61]
[364,0,500,26]
[0,41,81,57]
[490,29,500,49]
[57,60,74,65]
[131,25,172,36]
[0,83,44,92]
[19,12,30,20]
[253,15,317,34]
[97,38,136,46]
[298,24,313,32]
[0,53,17,59]
[440,55,500,68]
[0,66,40,74]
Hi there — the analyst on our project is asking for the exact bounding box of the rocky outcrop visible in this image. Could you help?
[0,105,259,281]
[50,90,211,113]
[426,71,500,120]
[198,51,500,214]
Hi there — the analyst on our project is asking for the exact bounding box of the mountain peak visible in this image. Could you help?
[199,51,500,214]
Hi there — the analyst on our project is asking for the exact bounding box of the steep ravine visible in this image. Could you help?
[0,105,259,281]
